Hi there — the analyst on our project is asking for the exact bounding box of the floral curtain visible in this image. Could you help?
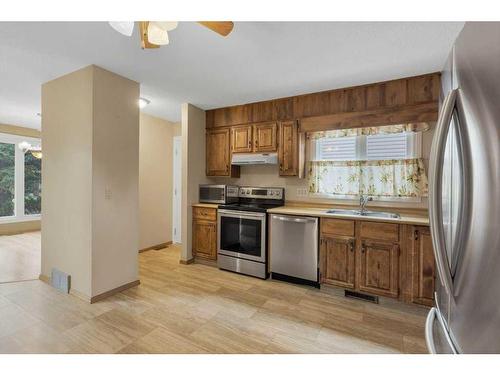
[309,122,430,140]
[308,158,428,198]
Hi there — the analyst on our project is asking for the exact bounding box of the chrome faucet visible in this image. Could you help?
[359,195,373,215]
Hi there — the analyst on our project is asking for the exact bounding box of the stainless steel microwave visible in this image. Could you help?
[199,184,239,205]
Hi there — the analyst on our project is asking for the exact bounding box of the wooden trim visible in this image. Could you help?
[139,241,172,253]
[299,102,438,133]
[90,279,140,304]
[179,258,195,265]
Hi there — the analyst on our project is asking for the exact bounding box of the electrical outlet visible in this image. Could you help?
[296,188,308,197]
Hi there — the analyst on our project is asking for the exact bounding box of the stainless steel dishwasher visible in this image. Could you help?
[270,214,319,287]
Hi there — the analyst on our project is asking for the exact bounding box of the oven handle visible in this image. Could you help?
[218,209,266,218]
[272,214,316,224]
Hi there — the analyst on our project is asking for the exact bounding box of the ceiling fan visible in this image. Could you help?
[109,21,234,49]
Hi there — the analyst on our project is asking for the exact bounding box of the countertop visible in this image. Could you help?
[267,206,430,226]
[192,203,219,209]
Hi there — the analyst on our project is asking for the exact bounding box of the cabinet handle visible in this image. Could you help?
[279,163,283,171]
[350,240,354,252]
[361,244,366,254]
[414,230,419,241]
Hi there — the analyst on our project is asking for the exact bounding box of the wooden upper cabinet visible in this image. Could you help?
[359,240,399,298]
[320,236,356,289]
[278,120,299,176]
[410,226,435,306]
[207,128,238,177]
[192,219,217,260]
[231,125,253,153]
[253,122,277,152]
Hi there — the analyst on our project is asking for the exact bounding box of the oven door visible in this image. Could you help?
[217,209,266,263]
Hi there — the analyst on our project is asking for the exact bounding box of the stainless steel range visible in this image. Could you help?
[217,186,285,279]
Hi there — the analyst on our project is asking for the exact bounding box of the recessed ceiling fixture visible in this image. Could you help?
[138,97,150,109]
[108,21,234,49]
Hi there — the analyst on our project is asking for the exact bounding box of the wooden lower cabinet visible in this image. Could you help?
[358,240,399,298]
[320,236,355,289]
[319,218,435,305]
[409,226,435,306]
[192,207,217,261]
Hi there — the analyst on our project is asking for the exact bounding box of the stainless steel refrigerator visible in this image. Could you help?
[426,22,500,354]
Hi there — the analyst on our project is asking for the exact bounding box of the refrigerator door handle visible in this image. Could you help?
[429,89,457,300]
[425,307,458,354]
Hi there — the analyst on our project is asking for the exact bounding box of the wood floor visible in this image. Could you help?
[0,232,429,353]
[0,231,40,283]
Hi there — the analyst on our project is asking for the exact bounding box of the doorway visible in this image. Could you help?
[172,136,182,244]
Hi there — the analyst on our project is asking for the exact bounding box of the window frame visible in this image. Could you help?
[0,132,41,223]
[312,131,422,162]
[308,131,423,202]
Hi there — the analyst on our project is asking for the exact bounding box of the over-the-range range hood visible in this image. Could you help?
[231,152,278,165]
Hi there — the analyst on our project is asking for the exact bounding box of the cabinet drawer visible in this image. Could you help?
[321,218,355,237]
[360,221,399,242]
[193,207,217,221]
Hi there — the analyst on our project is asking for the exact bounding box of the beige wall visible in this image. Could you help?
[139,113,180,250]
[42,65,140,299]
[0,124,42,234]
[181,103,209,261]
[42,65,94,297]
[90,67,140,297]
[208,126,435,210]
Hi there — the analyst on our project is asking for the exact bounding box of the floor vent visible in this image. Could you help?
[344,290,379,304]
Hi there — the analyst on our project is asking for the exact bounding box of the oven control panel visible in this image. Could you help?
[239,187,284,200]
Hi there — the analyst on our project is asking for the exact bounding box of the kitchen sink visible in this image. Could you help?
[325,209,400,219]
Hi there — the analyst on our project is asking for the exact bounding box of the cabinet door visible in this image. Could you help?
[359,240,399,298]
[411,226,435,306]
[320,236,356,289]
[192,220,217,260]
[206,128,230,176]
[253,122,277,152]
[278,120,298,176]
[231,125,253,153]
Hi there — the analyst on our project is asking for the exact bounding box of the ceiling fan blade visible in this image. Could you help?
[139,21,160,49]
[197,21,234,37]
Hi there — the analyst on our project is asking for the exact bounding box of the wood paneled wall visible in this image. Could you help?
[206,73,440,130]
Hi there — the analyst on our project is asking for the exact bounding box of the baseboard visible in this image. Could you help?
[90,279,140,304]
[179,258,194,265]
[139,241,172,253]
[39,273,50,283]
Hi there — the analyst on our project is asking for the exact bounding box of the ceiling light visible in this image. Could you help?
[139,98,150,109]
[147,22,170,45]
[109,21,135,37]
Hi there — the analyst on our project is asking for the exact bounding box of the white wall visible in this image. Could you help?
[42,65,140,299]
[181,103,209,261]
[138,113,181,250]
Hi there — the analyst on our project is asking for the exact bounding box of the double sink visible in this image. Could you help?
[325,208,401,219]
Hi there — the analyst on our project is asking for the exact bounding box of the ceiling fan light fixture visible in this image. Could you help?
[109,21,135,37]
[155,21,178,31]
[147,22,170,45]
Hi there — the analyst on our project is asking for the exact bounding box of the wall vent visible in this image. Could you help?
[51,268,71,294]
